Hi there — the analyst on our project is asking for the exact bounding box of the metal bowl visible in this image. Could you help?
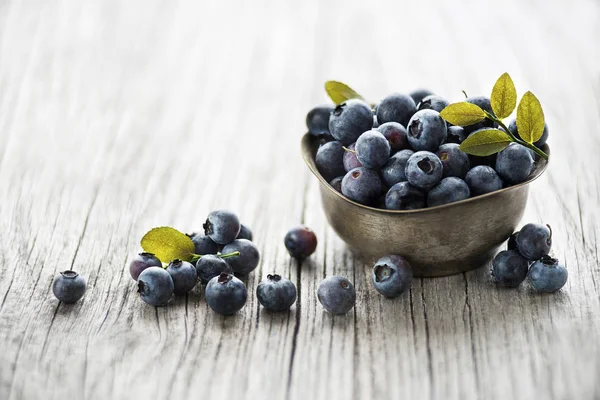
[301,134,550,277]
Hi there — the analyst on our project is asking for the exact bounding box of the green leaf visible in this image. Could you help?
[324,81,364,105]
[459,129,513,156]
[516,91,545,143]
[439,102,486,126]
[490,72,517,119]
[141,227,195,263]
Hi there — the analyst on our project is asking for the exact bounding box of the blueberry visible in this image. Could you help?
[187,233,219,256]
[195,254,232,284]
[507,231,519,251]
[376,93,417,126]
[446,126,467,144]
[385,181,425,210]
[306,105,334,136]
[137,267,174,306]
[328,99,374,145]
[330,176,343,192]
[495,143,534,184]
[341,167,383,205]
[317,276,356,315]
[203,210,241,245]
[316,140,346,181]
[464,96,496,134]
[381,149,414,187]
[377,122,409,152]
[516,223,552,261]
[129,252,162,281]
[464,165,502,196]
[409,89,434,107]
[236,224,253,241]
[508,119,549,148]
[436,143,470,178]
[355,130,391,169]
[205,272,247,315]
[528,255,568,293]
[221,239,260,275]
[52,270,86,303]
[491,250,529,288]
[372,255,413,298]
[256,274,297,312]
[343,142,362,172]
[405,151,443,190]
[417,95,449,113]
[284,225,317,260]
[166,259,198,295]
[427,177,470,207]
[407,110,447,151]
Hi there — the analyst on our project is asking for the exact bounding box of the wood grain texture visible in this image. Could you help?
[1,0,599,399]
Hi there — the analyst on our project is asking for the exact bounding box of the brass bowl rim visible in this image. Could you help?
[301,133,550,214]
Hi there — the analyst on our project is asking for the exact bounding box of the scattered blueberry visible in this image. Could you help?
[491,250,529,288]
[328,99,374,145]
[407,110,447,151]
[385,181,426,210]
[516,223,552,261]
[256,274,297,312]
[317,276,356,315]
[372,255,413,298]
[409,89,434,107]
[129,252,162,281]
[417,95,449,113]
[436,143,470,178]
[196,254,232,284]
[446,126,467,144]
[221,239,260,275]
[316,140,346,181]
[427,177,470,207]
[464,96,496,134]
[306,105,334,136]
[495,143,534,184]
[205,272,248,315]
[236,224,253,241]
[381,149,414,187]
[508,119,549,148]
[330,176,343,192]
[355,130,391,169]
[341,167,383,205]
[343,142,362,172]
[52,270,86,303]
[204,210,241,245]
[405,151,443,190]
[376,93,417,126]
[377,122,409,152]
[187,233,219,256]
[166,259,198,295]
[137,267,174,306]
[464,165,503,196]
[507,231,519,251]
[528,255,568,293]
[284,225,317,260]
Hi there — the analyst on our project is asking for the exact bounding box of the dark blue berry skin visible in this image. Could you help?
[381,149,414,187]
[492,250,529,288]
[306,105,334,136]
[341,167,383,205]
[236,224,253,241]
[187,233,219,256]
[284,226,317,260]
[446,126,467,144]
[427,177,470,207]
[465,166,503,196]
[205,272,247,315]
[372,255,413,298]
[516,223,552,261]
[377,122,409,152]
[407,110,447,152]
[507,231,519,251]
[417,95,449,113]
[196,254,232,284]
[508,119,549,148]
[137,267,174,306]
[317,276,356,315]
[464,96,496,134]
[316,141,346,181]
[376,94,417,127]
[356,130,391,169]
[166,259,198,295]
[256,274,297,312]
[405,151,443,190]
[222,239,260,275]
[495,143,534,184]
[409,89,434,107]
[385,182,425,210]
[436,143,470,178]
[329,99,374,145]
[528,256,568,293]
[330,176,343,193]
[129,252,162,281]
[52,270,86,303]
[343,142,362,172]
[204,210,241,245]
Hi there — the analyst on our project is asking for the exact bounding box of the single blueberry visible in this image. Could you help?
[343,142,362,172]
[427,177,470,207]
[256,274,297,312]
[221,239,260,275]
[381,149,414,187]
[376,93,417,126]
[330,176,344,193]
[491,250,529,288]
[129,252,162,281]
[205,272,248,315]
[385,181,425,210]
[407,109,447,152]
[187,233,219,256]
[306,105,334,136]
[316,140,346,181]
[417,95,449,113]
[137,267,174,306]
[377,122,409,152]
[409,89,434,106]
[495,143,534,184]
[464,165,503,196]
[508,119,549,148]
[516,223,552,261]
[196,254,232,284]
[341,167,383,205]
[317,276,356,315]
[236,224,253,241]
[52,270,86,303]
[328,99,374,145]
[355,130,391,169]
[528,255,568,293]
[405,151,443,190]
[446,126,467,144]
[464,96,496,134]
[372,255,413,298]
[507,231,519,251]
[204,210,241,245]
[436,143,470,178]
[166,259,198,295]
[284,225,317,260]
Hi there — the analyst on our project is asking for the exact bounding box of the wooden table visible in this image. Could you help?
[1,1,599,399]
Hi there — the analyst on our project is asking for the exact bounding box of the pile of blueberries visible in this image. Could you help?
[492,222,567,292]
[307,90,548,209]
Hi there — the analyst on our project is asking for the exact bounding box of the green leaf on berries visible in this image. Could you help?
[324,81,364,105]
[516,91,545,144]
[439,102,486,126]
[490,72,517,119]
[459,129,513,156]
[141,227,195,263]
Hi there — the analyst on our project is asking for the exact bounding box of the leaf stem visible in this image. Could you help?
[483,111,548,160]
[342,146,357,154]
[190,251,240,263]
